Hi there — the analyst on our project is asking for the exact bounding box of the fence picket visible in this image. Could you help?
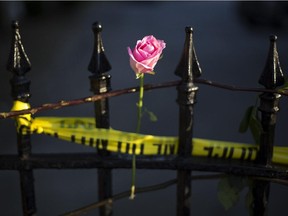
[252,35,285,216]
[175,27,201,216]
[7,21,36,216]
[88,22,113,216]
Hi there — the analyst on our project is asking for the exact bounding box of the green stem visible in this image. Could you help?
[130,74,144,200]
[136,74,144,133]
[129,153,136,200]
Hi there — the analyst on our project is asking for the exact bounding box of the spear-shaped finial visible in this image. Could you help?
[88,22,111,76]
[7,20,31,76]
[175,27,201,80]
[258,35,284,89]
[7,20,31,101]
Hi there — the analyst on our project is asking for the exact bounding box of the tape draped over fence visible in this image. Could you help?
[11,100,288,165]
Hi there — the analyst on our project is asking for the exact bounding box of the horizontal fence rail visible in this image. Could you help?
[0,20,288,216]
[0,154,288,178]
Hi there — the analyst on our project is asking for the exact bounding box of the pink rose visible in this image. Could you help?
[128,35,166,78]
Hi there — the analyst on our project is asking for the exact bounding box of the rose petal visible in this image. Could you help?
[128,35,166,76]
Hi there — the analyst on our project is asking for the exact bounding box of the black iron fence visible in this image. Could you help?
[0,20,288,216]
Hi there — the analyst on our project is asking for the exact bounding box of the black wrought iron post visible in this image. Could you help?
[7,21,36,216]
[88,22,113,216]
[252,35,284,216]
[175,27,201,216]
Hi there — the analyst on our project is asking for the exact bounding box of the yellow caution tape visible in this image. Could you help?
[11,100,33,130]
[11,100,288,165]
[13,116,287,165]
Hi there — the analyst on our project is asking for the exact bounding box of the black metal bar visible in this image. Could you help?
[7,20,36,216]
[175,27,202,216]
[252,35,285,216]
[0,154,287,180]
[88,21,113,216]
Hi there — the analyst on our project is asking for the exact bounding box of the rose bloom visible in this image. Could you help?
[128,35,166,78]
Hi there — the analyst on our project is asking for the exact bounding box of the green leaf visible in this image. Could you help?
[217,176,248,210]
[148,111,158,122]
[144,107,158,122]
[249,113,262,145]
[239,106,254,133]
[281,79,288,89]
[218,178,240,210]
[239,105,262,145]
[146,71,155,75]
[278,77,288,93]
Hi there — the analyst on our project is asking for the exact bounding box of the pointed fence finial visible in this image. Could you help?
[88,21,111,75]
[7,20,31,76]
[7,20,31,101]
[258,35,284,89]
[175,27,202,80]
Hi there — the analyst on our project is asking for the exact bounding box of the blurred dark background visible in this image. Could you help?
[0,1,288,215]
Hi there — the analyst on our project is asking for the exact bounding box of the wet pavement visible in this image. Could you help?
[0,2,288,215]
